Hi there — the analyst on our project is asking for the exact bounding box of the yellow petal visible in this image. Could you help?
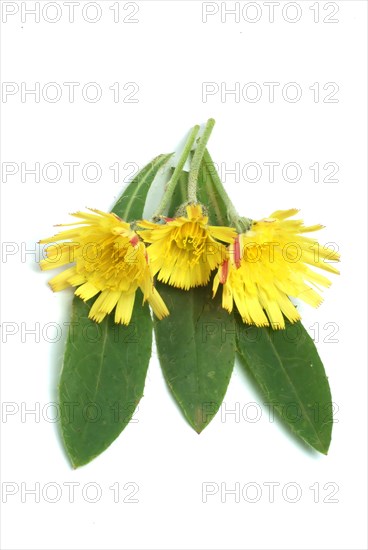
[115,292,136,325]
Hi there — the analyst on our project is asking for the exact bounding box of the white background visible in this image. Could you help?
[1,1,367,549]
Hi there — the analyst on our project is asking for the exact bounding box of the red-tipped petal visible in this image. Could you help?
[130,234,139,247]
[234,236,241,268]
[219,259,229,284]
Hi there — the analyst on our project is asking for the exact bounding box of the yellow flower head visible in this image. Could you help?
[213,209,340,329]
[137,204,237,290]
[39,209,169,324]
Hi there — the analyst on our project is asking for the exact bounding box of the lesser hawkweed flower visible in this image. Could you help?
[39,209,169,324]
[137,204,237,290]
[213,209,340,329]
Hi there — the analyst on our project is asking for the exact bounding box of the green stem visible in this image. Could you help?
[187,118,216,203]
[203,149,251,232]
[153,124,200,219]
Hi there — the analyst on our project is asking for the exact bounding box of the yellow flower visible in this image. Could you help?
[137,204,237,290]
[213,209,340,329]
[39,209,169,324]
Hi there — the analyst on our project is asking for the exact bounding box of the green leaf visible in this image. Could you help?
[200,150,229,226]
[59,154,172,467]
[112,153,173,219]
[236,318,333,454]
[59,299,152,468]
[154,280,236,433]
[154,157,236,432]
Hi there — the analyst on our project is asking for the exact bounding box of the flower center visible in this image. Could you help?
[173,222,206,256]
[78,237,147,291]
